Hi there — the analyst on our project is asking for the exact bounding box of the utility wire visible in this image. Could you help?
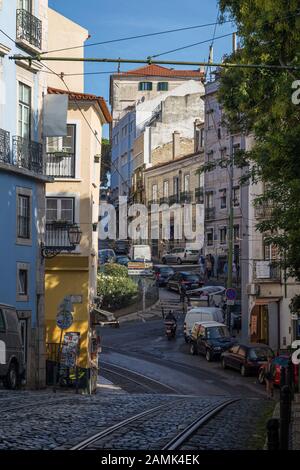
[42,19,236,55]
[150,32,233,59]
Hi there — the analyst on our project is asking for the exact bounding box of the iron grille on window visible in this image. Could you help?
[17,195,30,239]
[16,9,42,50]
[0,128,10,163]
[13,136,43,174]
[46,153,75,178]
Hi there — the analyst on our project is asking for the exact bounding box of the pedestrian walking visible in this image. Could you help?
[206,255,212,280]
[265,356,275,399]
[198,254,206,280]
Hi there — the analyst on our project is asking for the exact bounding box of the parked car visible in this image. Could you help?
[0,304,25,389]
[115,255,130,266]
[167,272,203,292]
[221,343,274,377]
[153,266,175,287]
[162,248,199,265]
[186,286,226,307]
[258,354,299,386]
[189,321,237,362]
[114,239,129,255]
[184,307,224,343]
[98,249,116,265]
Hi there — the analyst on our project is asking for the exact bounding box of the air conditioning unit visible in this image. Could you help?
[247,284,260,296]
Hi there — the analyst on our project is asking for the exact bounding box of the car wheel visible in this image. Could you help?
[206,350,212,362]
[4,362,18,390]
[241,365,248,377]
[190,343,197,355]
[177,258,182,265]
[221,358,227,369]
[258,369,265,385]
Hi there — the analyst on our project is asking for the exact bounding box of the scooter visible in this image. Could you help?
[165,320,177,340]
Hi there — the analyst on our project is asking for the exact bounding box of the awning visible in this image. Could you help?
[255,297,281,306]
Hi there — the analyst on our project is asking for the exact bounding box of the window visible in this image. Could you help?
[139,82,153,91]
[129,121,134,133]
[207,228,214,246]
[233,143,241,162]
[233,187,240,207]
[113,133,119,146]
[206,191,214,208]
[184,174,190,192]
[200,128,204,148]
[207,151,214,170]
[17,194,30,239]
[234,225,240,241]
[18,82,31,139]
[0,309,5,331]
[121,125,128,137]
[163,180,169,198]
[157,82,168,91]
[152,184,158,202]
[206,109,214,129]
[46,124,76,155]
[220,227,227,245]
[16,187,32,245]
[173,177,179,198]
[264,241,279,260]
[17,263,29,302]
[220,189,227,209]
[18,0,31,11]
[46,198,74,223]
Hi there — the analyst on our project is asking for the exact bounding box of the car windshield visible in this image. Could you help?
[187,250,199,254]
[248,347,273,361]
[206,326,230,339]
[184,275,199,281]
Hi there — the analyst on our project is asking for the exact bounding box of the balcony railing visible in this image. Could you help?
[45,222,79,251]
[0,128,10,164]
[195,187,204,203]
[159,197,169,205]
[13,136,43,174]
[253,259,281,283]
[205,207,216,220]
[46,153,75,178]
[254,201,274,219]
[180,191,193,203]
[16,9,42,50]
[148,200,159,209]
[169,194,180,205]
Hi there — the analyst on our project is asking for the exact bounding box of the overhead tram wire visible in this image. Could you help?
[41,19,236,55]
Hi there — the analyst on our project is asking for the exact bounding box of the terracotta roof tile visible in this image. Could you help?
[47,87,112,123]
[114,64,204,79]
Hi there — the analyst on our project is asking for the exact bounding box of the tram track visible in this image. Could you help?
[70,398,238,450]
[101,361,179,395]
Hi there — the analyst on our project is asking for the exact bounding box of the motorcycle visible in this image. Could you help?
[165,320,177,340]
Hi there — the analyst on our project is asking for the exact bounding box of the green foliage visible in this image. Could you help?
[217,0,300,278]
[97,263,138,310]
[103,263,128,278]
[101,138,111,188]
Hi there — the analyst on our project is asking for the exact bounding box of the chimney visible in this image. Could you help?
[173,131,180,160]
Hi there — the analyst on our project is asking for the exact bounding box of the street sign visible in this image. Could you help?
[226,299,235,306]
[128,261,153,276]
[56,311,73,330]
[226,288,237,301]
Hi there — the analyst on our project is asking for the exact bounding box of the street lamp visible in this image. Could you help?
[41,223,82,259]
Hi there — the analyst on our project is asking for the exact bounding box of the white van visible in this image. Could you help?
[129,245,152,262]
[184,307,224,343]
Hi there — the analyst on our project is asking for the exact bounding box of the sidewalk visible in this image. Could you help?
[292,393,300,449]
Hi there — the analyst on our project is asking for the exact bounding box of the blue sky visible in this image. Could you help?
[48,0,236,107]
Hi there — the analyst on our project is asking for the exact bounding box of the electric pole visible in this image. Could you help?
[226,135,234,330]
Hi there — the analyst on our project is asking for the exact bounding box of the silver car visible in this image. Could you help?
[162,248,199,265]
[0,304,25,389]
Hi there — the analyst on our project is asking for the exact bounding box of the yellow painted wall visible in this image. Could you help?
[45,256,90,368]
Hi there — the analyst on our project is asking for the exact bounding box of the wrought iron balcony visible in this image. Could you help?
[0,128,10,164]
[46,153,75,178]
[180,191,193,203]
[169,194,180,205]
[254,201,274,219]
[159,197,169,205]
[16,9,42,50]
[43,222,82,258]
[253,259,281,283]
[195,187,204,203]
[13,136,43,174]
[205,207,216,220]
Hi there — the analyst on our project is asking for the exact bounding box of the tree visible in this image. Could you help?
[217,0,300,278]
[101,138,111,188]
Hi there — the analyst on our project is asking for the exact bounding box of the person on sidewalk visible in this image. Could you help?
[265,356,275,399]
